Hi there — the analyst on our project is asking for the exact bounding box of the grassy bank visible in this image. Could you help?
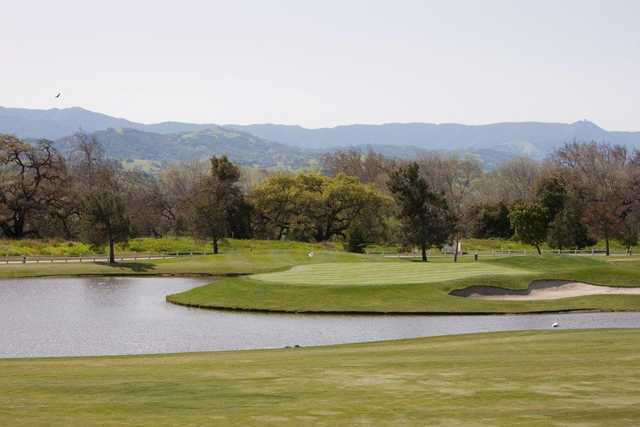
[2,236,637,258]
[0,237,343,257]
[0,241,371,279]
[168,256,640,314]
[2,329,639,426]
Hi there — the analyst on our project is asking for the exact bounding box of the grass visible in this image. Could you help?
[368,238,640,254]
[0,240,371,279]
[0,237,342,257]
[3,238,640,314]
[2,236,635,258]
[168,255,640,314]
[2,329,640,426]
[251,262,531,285]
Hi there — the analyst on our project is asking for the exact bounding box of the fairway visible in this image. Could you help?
[251,261,532,285]
[2,329,640,426]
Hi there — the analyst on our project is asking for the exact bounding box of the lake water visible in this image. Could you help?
[2,277,640,358]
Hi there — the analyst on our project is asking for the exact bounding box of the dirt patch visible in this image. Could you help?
[450,280,640,301]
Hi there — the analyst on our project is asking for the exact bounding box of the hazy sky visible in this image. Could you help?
[2,0,639,129]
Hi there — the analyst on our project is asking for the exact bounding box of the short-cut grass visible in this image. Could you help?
[169,256,640,313]
[2,329,640,426]
[252,261,532,285]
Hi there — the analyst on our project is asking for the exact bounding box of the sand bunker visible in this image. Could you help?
[450,280,640,301]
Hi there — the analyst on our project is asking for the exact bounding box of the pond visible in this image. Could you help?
[2,277,640,358]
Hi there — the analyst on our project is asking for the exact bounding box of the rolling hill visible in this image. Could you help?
[54,127,316,170]
[3,106,640,170]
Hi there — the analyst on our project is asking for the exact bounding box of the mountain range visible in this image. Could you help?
[2,106,640,170]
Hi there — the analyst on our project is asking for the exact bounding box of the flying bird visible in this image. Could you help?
[55,92,62,99]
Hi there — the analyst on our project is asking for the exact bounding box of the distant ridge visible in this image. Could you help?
[226,120,640,156]
[0,106,218,139]
[2,106,640,169]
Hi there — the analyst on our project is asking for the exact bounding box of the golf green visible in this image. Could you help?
[251,261,532,285]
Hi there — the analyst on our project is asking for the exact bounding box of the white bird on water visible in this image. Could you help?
[552,322,559,328]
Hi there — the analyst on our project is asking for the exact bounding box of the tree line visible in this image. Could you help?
[1,133,639,262]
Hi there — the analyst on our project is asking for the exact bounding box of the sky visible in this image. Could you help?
[2,0,639,130]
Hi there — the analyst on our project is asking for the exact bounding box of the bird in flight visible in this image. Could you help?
[55,92,62,99]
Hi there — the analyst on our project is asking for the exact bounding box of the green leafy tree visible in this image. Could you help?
[80,192,130,264]
[299,174,389,242]
[250,173,298,240]
[535,176,567,222]
[472,202,513,239]
[546,201,595,250]
[388,163,455,262]
[618,210,640,255]
[509,203,549,255]
[251,173,390,243]
[345,225,368,253]
[192,156,244,254]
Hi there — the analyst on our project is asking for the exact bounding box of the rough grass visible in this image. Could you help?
[169,256,640,313]
[2,329,640,426]
[0,243,373,279]
[369,238,639,254]
[0,237,343,257]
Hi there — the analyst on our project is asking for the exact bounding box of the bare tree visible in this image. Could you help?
[0,135,67,238]
[475,157,541,206]
[552,142,633,255]
[158,160,208,234]
[322,147,394,193]
[418,154,482,261]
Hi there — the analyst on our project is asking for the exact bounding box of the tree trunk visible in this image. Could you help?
[213,238,219,254]
[453,237,460,263]
[604,229,610,256]
[108,237,115,264]
[421,243,427,262]
[535,244,541,256]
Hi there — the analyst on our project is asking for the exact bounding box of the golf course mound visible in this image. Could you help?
[451,279,640,301]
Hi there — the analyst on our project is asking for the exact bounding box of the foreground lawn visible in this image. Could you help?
[2,329,640,426]
[169,256,640,313]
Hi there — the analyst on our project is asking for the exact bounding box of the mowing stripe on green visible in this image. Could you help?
[251,262,532,286]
